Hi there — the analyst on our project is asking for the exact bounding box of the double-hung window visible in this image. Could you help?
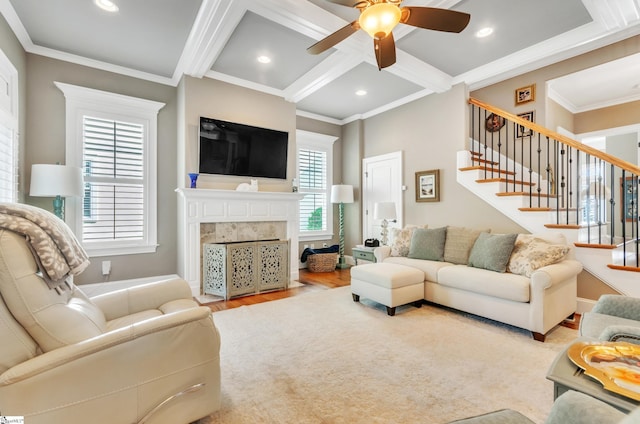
[0,49,18,203]
[56,82,164,257]
[296,130,336,241]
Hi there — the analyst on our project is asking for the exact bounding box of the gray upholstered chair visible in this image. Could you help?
[0,228,221,424]
[449,390,638,424]
[580,294,640,344]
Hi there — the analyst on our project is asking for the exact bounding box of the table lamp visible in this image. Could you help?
[30,164,84,221]
[331,184,354,269]
[374,201,397,246]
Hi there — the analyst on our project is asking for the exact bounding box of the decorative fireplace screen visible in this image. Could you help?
[203,239,290,299]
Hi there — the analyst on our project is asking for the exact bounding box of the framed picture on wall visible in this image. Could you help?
[621,176,638,222]
[516,110,535,138]
[515,84,536,105]
[415,169,440,202]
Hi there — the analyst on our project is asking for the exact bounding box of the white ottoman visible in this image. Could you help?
[351,263,425,316]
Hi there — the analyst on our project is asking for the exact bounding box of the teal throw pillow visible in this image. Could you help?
[467,232,518,273]
[408,227,447,261]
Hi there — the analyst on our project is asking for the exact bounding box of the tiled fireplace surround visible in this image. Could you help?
[176,188,304,295]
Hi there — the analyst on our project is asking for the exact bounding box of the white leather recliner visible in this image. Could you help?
[0,229,221,423]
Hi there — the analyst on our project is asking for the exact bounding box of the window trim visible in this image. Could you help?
[296,130,337,242]
[55,82,165,257]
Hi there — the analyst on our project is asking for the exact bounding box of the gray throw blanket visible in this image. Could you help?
[0,203,90,289]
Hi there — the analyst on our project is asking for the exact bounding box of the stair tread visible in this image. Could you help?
[459,166,516,176]
[478,178,535,186]
[472,157,498,165]
[519,207,551,212]
[544,223,581,229]
[496,191,556,198]
[574,243,617,249]
[607,264,640,273]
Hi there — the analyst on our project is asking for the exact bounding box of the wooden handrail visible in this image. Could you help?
[469,98,640,176]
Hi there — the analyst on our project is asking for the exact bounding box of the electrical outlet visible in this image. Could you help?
[323,243,328,247]
[102,261,111,276]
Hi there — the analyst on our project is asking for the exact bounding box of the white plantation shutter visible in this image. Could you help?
[0,123,17,202]
[0,49,17,203]
[82,116,145,241]
[299,148,327,232]
[296,130,336,241]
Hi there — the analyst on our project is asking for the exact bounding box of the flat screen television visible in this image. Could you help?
[198,117,288,179]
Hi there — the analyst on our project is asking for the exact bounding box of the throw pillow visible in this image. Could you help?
[408,227,447,261]
[443,226,490,265]
[508,237,570,277]
[389,225,427,257]
[467,232,518,273]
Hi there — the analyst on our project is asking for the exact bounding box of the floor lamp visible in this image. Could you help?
[30,164,84,221]
[374,202,397,246]
[331,184,354,269]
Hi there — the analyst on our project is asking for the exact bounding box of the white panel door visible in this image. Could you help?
[362,151,403,243]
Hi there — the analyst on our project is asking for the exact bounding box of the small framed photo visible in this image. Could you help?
[516,110,534,138]
[415,169,440,202]
[515,84,535,105]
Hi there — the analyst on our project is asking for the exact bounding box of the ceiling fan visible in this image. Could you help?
[307,0,471,70]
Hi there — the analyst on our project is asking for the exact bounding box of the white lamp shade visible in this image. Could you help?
[331,184,354,204]
[30,164,84,197]
[374,202,396,220]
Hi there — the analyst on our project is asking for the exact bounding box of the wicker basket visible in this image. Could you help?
[307,252,338,272]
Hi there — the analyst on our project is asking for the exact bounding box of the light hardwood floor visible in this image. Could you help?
[202,268,351,312]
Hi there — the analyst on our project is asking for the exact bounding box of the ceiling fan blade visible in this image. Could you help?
[400,6,470,33]
[307,21,360,55]
[374,33,396,70]
[324,0,367,7]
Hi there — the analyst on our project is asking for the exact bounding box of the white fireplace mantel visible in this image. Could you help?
[176,188,304,295]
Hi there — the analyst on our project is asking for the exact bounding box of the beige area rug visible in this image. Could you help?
[198,286,578,424]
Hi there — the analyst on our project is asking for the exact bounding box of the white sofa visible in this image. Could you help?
[372,229,583,341]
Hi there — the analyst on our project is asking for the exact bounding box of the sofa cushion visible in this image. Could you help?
[408,227,446,261]
[508,237,570,277]
[389,225,427,257]
[444,226,488,265]
[383,256,453,283]
[438,265,530,303]
[468,232,518,273]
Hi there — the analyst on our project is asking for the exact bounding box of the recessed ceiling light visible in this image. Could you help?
[475,27,493,38]
[95,0,119,12]
[257,56,271,64]
[356,90,367,96]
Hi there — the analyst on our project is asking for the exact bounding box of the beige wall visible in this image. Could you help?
[472,35,640,130]
[23,54,179,284]
[575,99,640,134]
[179,76,297,193]
[358,83,525,234]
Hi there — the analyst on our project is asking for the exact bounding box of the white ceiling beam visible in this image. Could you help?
[178,0,247,78]
[284,50,365,103]
[582,0,640,30]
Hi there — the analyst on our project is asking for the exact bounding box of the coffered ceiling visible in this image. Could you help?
[2,0,640,123]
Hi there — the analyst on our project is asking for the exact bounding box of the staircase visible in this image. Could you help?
[461,98,640,298]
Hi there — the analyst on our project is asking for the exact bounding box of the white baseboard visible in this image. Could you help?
[78,274,183,297]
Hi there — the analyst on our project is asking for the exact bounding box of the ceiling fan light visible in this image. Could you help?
[358,3,401,39]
